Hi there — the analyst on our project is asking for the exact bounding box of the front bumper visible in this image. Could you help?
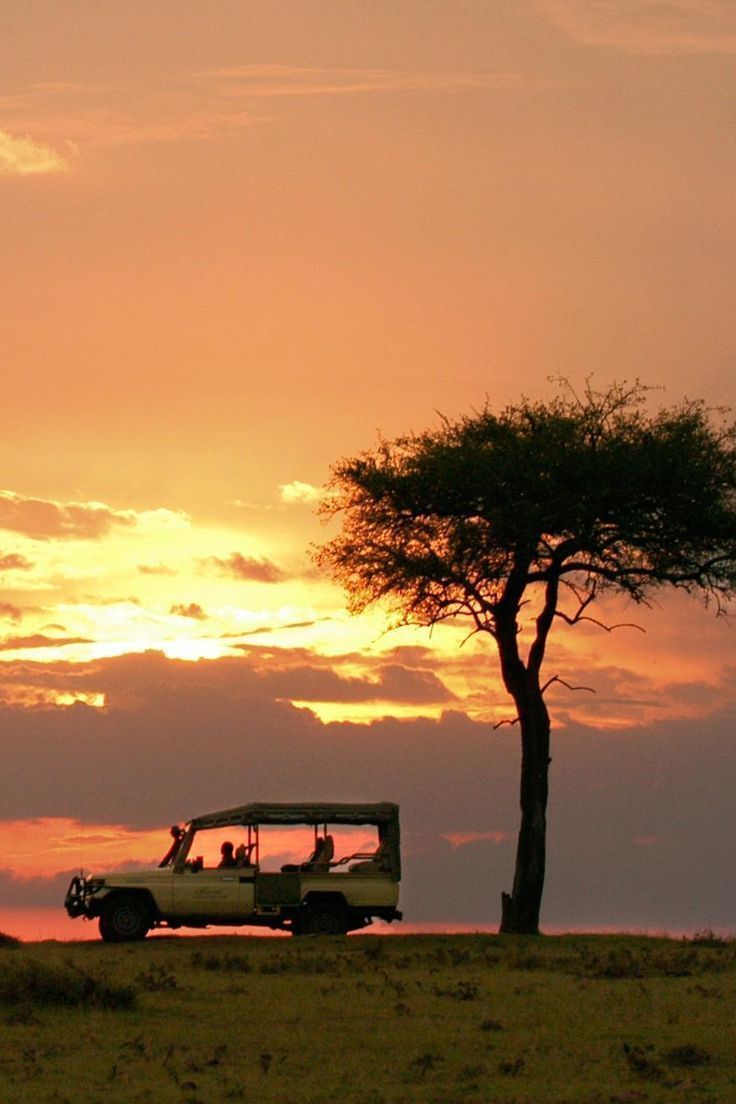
[64,875,104,919]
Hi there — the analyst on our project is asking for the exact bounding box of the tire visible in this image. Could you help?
[295,902,347,936]
[99,895,151,943]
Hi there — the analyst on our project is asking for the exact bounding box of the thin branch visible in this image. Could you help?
[554,610,646,633]
[555,575,645,633]
[493,715,520,730]
[559,555,734,587]
[459,623,494,647]
[540,674,596,696]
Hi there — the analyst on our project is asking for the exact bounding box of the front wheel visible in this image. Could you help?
[293,902,347,936]
[99,896,151,943]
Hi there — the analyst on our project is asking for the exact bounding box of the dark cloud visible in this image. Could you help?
[138,563,176,576]
[81,595,141,607]
[170,603,207,620]
[0,650,454,707]
[0,552,34,571]
[0,869,75,908]
[204,551,286,583]
[0,863,157,908]
[232,660,454,704]
[0,650,734,929]
[232,617,325,638]
[373,664,454,703]
[0,634,93,652]
[0,601,23,623]
[0,491,136,540]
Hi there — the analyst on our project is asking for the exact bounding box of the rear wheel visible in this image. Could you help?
[99,896,151,943]
[294,902,347,936]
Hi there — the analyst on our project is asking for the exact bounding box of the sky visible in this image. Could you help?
[2,0,736,941]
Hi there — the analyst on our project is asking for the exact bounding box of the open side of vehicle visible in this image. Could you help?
[65,801,402,942]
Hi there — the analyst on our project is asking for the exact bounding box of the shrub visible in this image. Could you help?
[0,959,136,1009]
[686,929,729,948]
[135,963,177,991]
[190,951,252,974]
[622,1042,664,1081]
[664,1044,711,1068]
[573,942,722,979]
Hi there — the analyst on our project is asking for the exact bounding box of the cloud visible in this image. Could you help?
[0,649,454,708]
[442,830,511,848]
[0,552,34,571]
[258,660,455,705]
[0,130,70,175]
[0,860,158,907]
[0,633,93,652]
[538,0,736,55]
[170,603,207,621]
[232,481,324,512]
[0,490,187,540]
[0,602,23,623]
[0,650,734,928]
[279,481,323,505]
[138,563,176,576]
[79,595,141,608]
[193,64,548,99]
[134,508,190,533]
[0,65,553,152]
[0,490,133,540]
[233,617,325,638]
[0,868,75,907]
[204,551,286,584]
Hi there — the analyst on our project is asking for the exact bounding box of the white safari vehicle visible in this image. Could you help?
[65,802,402,941]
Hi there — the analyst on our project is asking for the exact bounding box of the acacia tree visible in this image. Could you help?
[317,381,736,934]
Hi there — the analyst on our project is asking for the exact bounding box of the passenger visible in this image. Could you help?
[235,843,252,866]
[218,840,237,868]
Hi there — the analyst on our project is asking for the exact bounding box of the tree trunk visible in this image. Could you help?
[499,690,550,934]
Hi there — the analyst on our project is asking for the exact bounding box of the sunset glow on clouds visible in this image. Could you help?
[0,130,71,175]
[1,1,735,939]
[538,0,736,55]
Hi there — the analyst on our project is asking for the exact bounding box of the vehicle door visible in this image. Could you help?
[170,865,255,918]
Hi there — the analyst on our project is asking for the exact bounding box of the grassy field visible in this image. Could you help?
[0,930,734,1103]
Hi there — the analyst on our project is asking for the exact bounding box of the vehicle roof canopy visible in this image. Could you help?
[188,802,399,830]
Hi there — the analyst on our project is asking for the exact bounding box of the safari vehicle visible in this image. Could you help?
[65,802,402,942]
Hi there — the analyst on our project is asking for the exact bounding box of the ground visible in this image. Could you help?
[0,932,734,1103]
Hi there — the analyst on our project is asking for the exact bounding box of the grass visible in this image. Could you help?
[0,930,734,1103]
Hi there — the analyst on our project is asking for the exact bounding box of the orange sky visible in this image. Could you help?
[2,1,736,939]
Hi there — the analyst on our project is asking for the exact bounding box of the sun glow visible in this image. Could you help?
[0,686,106,709]
[293,701,448,724]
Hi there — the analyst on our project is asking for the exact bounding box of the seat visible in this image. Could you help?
[349,839,389,874]
[312,834,334,873]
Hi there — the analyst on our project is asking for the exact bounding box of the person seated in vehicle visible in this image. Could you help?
[235,842,253,867]
[218,840,237,868]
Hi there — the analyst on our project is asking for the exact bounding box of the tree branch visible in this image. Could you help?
[493,715,520,730]
[540,674,596,696]
[555,612,645,633]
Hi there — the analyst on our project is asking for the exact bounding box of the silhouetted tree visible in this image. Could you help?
[317,381,736,933]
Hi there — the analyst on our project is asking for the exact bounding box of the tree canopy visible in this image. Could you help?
[318,381,736,932]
